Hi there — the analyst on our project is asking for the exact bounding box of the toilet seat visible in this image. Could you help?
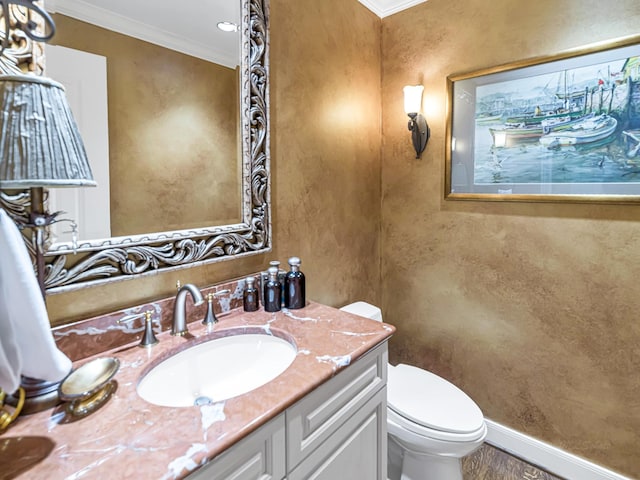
[387,364,485,442]
[388,407,486,444]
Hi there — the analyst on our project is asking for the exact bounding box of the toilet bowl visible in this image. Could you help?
[340,302,487,480]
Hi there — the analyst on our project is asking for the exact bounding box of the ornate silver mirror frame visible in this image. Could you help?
[0,0,270,294]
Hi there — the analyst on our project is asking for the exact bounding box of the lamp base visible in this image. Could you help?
[6,376,62,415]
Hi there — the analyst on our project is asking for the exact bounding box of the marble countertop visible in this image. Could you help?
[3,301,394,479]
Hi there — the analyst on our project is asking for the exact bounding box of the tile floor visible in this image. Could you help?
[462,444,564,480]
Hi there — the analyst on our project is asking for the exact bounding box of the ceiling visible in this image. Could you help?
[46,0,241,67]
[358,0,427,18]
[45,0,427,66]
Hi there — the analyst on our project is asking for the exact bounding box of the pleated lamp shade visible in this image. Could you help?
[0,74,96,188]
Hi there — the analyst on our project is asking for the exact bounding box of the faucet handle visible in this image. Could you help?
[202,289,231,326]
[118,310,159,348]
[202,293,217,326]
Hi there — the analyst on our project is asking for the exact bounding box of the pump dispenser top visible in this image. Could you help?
[285,257,305,309]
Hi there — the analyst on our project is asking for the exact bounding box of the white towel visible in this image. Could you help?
[0,208,71,394]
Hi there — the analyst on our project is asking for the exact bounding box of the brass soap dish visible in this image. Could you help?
[59,357,120,417]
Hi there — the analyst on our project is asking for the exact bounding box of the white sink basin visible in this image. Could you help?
[137,332,297,407]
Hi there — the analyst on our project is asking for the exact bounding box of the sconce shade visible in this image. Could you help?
[403,85,424,114]
[0,74,95,188]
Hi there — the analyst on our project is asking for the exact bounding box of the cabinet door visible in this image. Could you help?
[188,414,286,480]
[287,343,387,471]
[288,388,387,480]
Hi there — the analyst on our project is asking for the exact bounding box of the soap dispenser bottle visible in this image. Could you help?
[285,256,305,309]
[263,266,282,312]
[243,276,259,312]
[269,260,287,306]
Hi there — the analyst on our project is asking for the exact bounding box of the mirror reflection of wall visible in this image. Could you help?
[47,12,242,241]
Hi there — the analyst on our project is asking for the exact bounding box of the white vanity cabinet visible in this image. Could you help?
[190,342,388,480]
[286,343,387,479]
[189,413,286,480]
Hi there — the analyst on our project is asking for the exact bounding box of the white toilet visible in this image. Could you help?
[340,302,487,480]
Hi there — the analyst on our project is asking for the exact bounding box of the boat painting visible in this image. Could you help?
[539,114,618,148]
[448,37,640,199]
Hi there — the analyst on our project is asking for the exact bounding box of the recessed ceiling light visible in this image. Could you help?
[217,22,238,32]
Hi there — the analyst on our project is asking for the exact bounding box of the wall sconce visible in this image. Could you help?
[403,85,430,159]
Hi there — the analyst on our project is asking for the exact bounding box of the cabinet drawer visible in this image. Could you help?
[286,342,387,470]
[188,414,286,480]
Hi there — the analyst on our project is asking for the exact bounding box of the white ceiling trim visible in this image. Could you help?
[47,0,237,68]
[358,0,427,18]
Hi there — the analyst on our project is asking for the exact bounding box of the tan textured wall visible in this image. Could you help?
[51,15,241,236]
[46,0,382,326]
[381,1,640,476]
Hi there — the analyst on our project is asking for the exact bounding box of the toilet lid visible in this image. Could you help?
[387,364,484,434]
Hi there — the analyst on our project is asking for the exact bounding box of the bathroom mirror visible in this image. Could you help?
[0,0,270,293]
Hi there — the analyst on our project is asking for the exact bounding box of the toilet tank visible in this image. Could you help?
[339,302,383,322]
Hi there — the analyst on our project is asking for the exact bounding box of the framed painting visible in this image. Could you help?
[445,35,640,203]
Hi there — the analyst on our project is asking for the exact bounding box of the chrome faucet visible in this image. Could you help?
[172,283,204,336]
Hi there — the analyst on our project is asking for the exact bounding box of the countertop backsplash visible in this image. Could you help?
[53,275,252,362]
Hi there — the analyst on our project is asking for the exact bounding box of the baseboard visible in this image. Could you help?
[484,419,634,480]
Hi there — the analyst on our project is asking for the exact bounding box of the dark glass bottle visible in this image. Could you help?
[285,257,305,309]
[259,270,269,306]
[263,266,282,312]
[270,260,287,306]
[243,276,259,312]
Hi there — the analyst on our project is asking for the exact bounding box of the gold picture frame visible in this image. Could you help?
[445,35,640,203]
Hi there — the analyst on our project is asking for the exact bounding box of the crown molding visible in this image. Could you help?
[47,0,237,68]
[358,0,427,18]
